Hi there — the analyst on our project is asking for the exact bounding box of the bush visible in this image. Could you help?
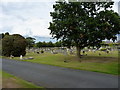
[2,34,27,57]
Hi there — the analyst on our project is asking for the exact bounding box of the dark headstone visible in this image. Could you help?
[37,52,39,54]
[99,53,101,56]
[106,50,109,53]
[83,51,85,54]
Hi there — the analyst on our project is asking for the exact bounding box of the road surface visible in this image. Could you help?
[2,58,118,88]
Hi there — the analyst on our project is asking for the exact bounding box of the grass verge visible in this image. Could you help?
[1,71,43,88]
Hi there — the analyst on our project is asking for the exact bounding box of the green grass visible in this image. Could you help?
[1,71,43,88]
[86,50,118,57]
[5,50,119,75]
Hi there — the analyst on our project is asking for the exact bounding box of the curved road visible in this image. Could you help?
[2,59,118,88]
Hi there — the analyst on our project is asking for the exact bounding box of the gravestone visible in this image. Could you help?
[99,53,101,56]
[70,49,73,55]
[106,50,109,54]
[82,50,85,55]
[20,55,23,60]
[10,55,14,59]
[63,49,68,56]
[37,52,39,54]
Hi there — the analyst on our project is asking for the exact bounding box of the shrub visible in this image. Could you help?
[2,34,27,57]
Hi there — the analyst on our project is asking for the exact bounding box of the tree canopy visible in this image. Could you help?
[48,0,120,57]
[2,34,27,57]
[26,37,36,49]
[35,41,63,48]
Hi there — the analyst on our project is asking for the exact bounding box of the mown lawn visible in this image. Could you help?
[5,50,119,75]
[0,71,43,88]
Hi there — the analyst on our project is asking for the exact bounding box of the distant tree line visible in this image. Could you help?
[35,41,62,48]
[34,40,120,49]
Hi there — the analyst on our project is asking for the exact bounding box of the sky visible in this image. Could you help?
[0,0,119,42]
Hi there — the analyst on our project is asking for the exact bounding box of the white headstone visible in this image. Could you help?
[20,55,23,60]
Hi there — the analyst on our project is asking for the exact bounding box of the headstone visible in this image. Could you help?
[64,50,68,55]
[82,50,85,55]
[37,52,39,54]
[20,55,23,60]
[93,50,96,53]
[41,50,44,53]
[99,53,101,56]
[28,57,34,59]
[106,50,109,54]
[70,49,73,55]
[10,55,14,59]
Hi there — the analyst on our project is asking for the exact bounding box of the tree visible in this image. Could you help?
[36,41,43,48]
[2,34,27,57]
[48,0,120,58]
[26,37,36,49]
[55,41,62,47]
[47,41,54,47]
[36,41,54,47]
[4,32,9,36]
[0,33,5,39]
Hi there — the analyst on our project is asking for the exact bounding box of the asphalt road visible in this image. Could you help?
[2,58,118,88]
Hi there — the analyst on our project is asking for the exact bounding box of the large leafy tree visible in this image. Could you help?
[48,0,120,57]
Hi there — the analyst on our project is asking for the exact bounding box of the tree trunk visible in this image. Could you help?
[76,46,81,58]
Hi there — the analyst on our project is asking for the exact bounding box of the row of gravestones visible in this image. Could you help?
[9,46,117,60]
[26,46,117,56]
[26,47,75,55]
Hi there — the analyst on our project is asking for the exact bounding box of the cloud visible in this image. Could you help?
[1,0,56,3]
[11,17,51,37]
[112,1,118,13]
[0,2,54,37]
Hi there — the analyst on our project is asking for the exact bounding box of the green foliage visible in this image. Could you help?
[2,35,14,56]
[2,34,27,57]
[4,32,9,36]
[47,41,54,47]
[36,41,55,48]
[26,37,36,49]
[0,33,4,39]
[55,41,62,47]
[48,1,120,57]
[36,42,43,48]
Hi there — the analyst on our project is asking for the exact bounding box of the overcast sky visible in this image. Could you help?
[0,0,119,42]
